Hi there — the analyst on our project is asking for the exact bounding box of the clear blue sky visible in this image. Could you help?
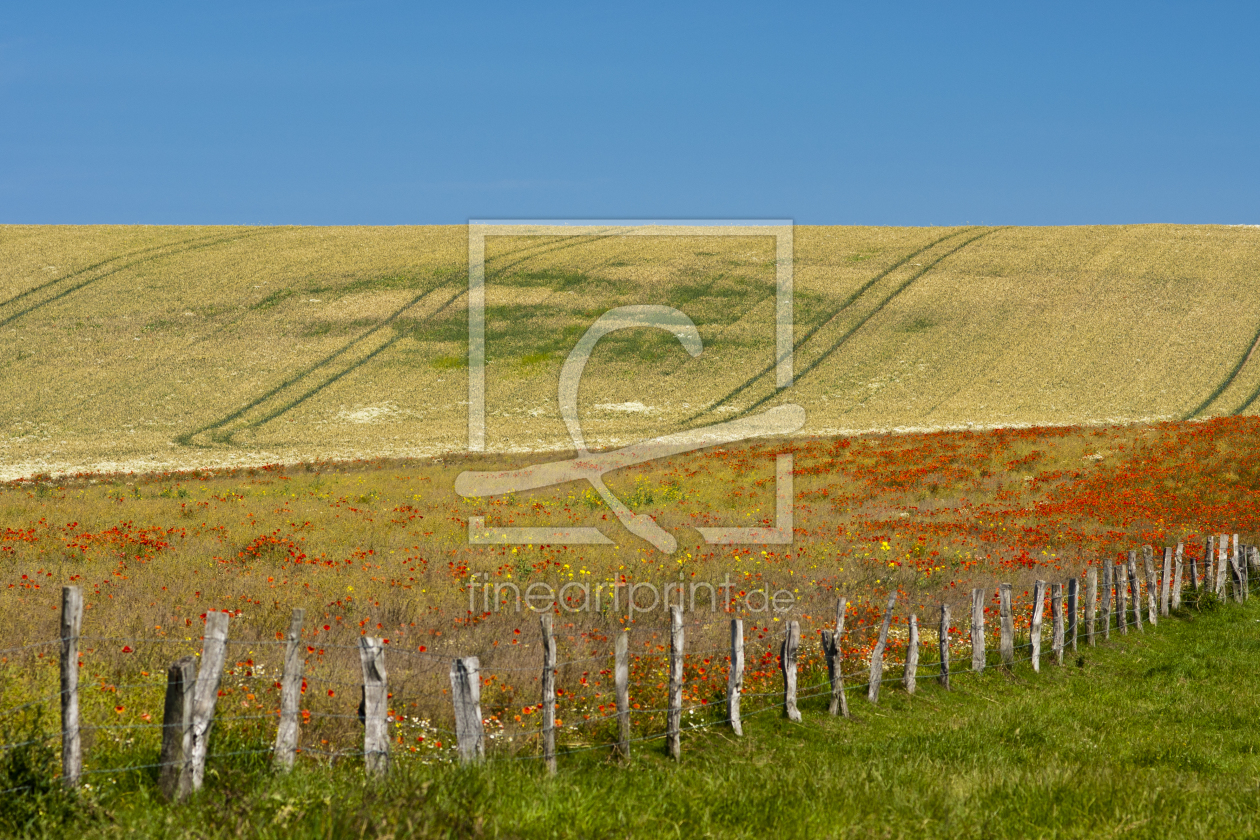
[2,2,1257,226]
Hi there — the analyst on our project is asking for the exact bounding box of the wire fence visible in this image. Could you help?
[0,536,1252,798]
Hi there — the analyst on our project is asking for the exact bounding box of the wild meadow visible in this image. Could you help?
[1,416,1256,784]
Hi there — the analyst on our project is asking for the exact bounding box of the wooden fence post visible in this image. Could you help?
[1172,543,1184,609]
[1239,537,1248,600]
[1160,548,1172,617]
[1101,564,1113,641]
[970,588,986,673]
[726,619,743,735]
[1241,545,1250,601]
[272,608,305,772]
[158,655,196,801]
[998,583,1014,668]
[359,636,388,778]
[1217,534,1230,597]
[869,593,896,702]
[782,620,801,721]
[1229,549,1244,603]
[823,597,850,716]
[1051,583,1065,666]
[1086,568,1097,647]
[450,656,484,763]
[1228,536,1243,602]
[667,605,683,761]
[189,611,229,792]
[1143,546,1158,626]
[615,631,631,754]
[904,615,919,694]
[1030,581,1047,672]
[540,614,557,775]
[938,604,951,689]
[1248,546,1259,599]
[1127,551,1144,632]
[1116,563,1128,635]
[59,586,82,788]
[1200,536,1212,591]
[1067,577,1079,653]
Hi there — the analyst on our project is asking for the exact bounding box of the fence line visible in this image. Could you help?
[0,534,1253,799]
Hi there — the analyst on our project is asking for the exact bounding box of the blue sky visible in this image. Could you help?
[1,2,1257,225]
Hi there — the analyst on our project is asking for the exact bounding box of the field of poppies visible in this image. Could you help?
[0,414,1256,788]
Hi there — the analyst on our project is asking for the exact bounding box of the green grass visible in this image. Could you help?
[11,598,1260,838]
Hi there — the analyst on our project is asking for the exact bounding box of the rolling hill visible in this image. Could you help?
[1,223,1257,479]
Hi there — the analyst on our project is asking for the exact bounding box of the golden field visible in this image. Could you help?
[1,223,1259,479]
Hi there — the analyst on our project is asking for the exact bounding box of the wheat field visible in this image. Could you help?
[1,223,1258,479]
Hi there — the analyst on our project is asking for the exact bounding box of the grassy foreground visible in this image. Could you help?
[9,596,1260,839]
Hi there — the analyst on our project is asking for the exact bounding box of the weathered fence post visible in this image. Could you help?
[189,611,229,791]
[1214,531,1224,596]
[158,656,196,801]
[615,631,631,754]
[782,620,801,721]
[1189,540,1201,592]
[59,586,82,788]
[938,604,951,689]
[1030,580,1047,672]
[1172,543,1184,609]
[1067,577,1079,653]
[1227,536,1243,602]
[1160,548,1172,617]
[971,587,986,673]
[720,617,735,735]
[998,583,1014,668]
[1205,540,1213,592]
[1248,546,1259,599]
[667,605,683,760]
[1101,564,1113,641]
[869,593,897,702]
[359,636,388,778]
[822,597,849,717]
[450,656,484,763]
[272,608,305,772]
[1116,563,1128,635]
[904,615,919,694]
[539,614,557,775]
[1143,546,1158,626]
[1127,551,1144,632]
[1051,583,1065,666]
[1229,549,1245,603]
[1237,537,1248,600]
[1203,536,1214,589]
[1086,568,1098,647]
[1241,545,1250,601]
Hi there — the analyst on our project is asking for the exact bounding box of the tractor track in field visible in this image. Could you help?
[0,227,284,330]
[740,226,1005,419]
[174,282,466,448]
[680,227,987,425]
[175,231,628,448]
[1183,321,1260,419]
